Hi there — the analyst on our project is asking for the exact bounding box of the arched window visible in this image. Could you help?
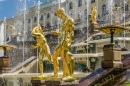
[78,0,82,7]
[85,1,87,5]
[125,3,129,11]
[54,12,56,16]
[40,15,43,20]
[47,13,50,18]
[91,0,95,3]
[69,2,73,9]
[34,17,37,22]
[54,20,57,26]
[78,11,82,19]
[115,4,118,7]
[102,4,106,16]
[84,9,87,17]
[28,18,31,23]
[46,22,50,28]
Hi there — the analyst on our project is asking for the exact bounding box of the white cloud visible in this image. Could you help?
[0,0,6,1]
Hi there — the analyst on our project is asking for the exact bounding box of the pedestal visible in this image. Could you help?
[31,77,78,86]
[102,44,123,68]
[31,80,46,86]
[0,56,10,73]
[90,22,99,33]
[31,80,78,86]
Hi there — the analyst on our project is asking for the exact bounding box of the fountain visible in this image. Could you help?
[79,3,130,86]
[0,0,78,86]
[1,0,130,86]
[1,0,98,86]
[0,17,16,74]
[30,0,77,84]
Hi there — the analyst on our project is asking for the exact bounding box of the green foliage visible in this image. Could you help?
[125,81,130,86]
[94,83,100,86]
[64,78,76,82]
[127,83,130,86]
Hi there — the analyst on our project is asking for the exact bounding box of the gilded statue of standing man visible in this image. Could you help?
[91,3,97,23]
[31,25,53,77]
[52,8,75,80]
[91,3,99,31]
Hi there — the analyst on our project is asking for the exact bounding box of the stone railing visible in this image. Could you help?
[10,56,36,73]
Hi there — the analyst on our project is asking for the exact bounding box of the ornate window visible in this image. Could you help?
[6,25,8,29]
[40,15,43,20]
[78,0,82,7]
[54,20,57,26]
[34,17,37,22]
[115,4,118,7]
[46,22,50,28]
[84,9,87,17]
[54,12,56,16]
[47,13,50,18]
[78,11,82,19]
[91,0,95,3]
[28,18,31,23]
[102,4,106,16]
[125,2,129,11]
[69,2,73,9]
[84,1,87,5]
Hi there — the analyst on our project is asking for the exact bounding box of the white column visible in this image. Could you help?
[124,0,126,48]
[0,23,4,57]
[65,0,68,14]
[74,0,77,19]
[4,17,6,45]
[31,17,33,31]
[44,13,46,26]
[51,11,53,27]
[59,0,61,8]
[96,0,98,17]
[37,0,40,26]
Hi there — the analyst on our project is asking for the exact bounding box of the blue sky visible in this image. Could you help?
[0,0,47,21]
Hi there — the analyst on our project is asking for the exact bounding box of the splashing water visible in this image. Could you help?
[13,0,38,72]
[15,0,38,13]
[108,0,115,25]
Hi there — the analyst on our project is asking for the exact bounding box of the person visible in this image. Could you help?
[31,25,53,77]
[91,3,97,23]
[52,8,74,79]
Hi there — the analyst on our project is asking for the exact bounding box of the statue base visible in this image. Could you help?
[31,80,78,86]
[31,76,62,81]
[91,22,99,32]
[0,56,10,74]
[102,61,123,68]
[31,76,78,86]
[102,44,123,68]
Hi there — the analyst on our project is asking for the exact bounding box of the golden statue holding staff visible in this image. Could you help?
[52,8,75,80]
[31,25,53,77]
[91,3,97,23]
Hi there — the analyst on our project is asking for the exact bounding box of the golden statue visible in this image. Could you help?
[31,25,53,77]
[52,8,75,80]
[91,3,97,23]
[11,25,15,35]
